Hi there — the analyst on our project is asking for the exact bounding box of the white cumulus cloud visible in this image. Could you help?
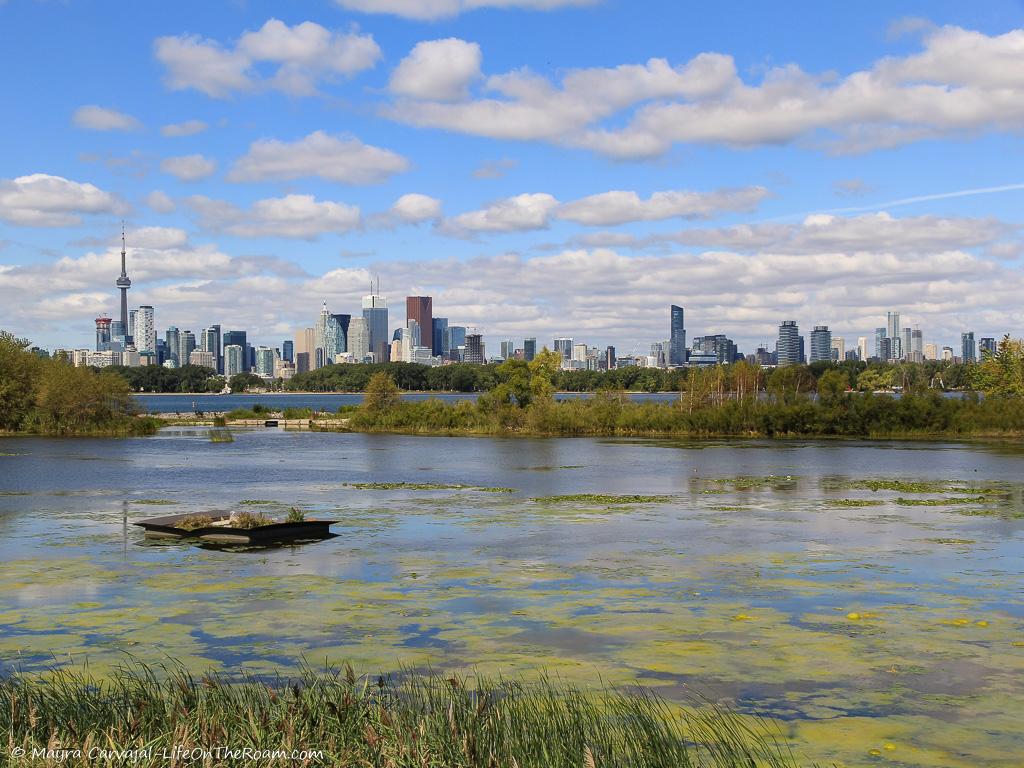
[333,0,596,20]
[71,105,142,132]
[390,39,482,101]
[227,131,409,185]
[160,154,218,182]
[0,174,122,227]
[187,194,361,239]
[155,19,380,98]
[161,120,208,137]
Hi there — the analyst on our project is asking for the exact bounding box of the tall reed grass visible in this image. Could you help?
[1,662,804,767]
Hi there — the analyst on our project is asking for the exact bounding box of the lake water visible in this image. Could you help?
[134,391,682,412]
[1,430,1022,767]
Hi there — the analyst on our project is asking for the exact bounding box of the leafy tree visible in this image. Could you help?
[229,372,264,393]
[816,369,849,405]
[767,365,816,405]
[973,335,1024,396]
[0,331,40,431]
[364,372,400,412]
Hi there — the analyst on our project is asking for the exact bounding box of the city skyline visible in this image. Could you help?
[2,1,1024,352]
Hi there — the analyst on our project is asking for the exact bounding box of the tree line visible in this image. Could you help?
[0,332,156,435]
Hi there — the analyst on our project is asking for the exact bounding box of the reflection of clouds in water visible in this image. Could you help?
[1,433,1023,768]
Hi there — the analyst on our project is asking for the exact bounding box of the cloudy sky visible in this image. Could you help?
[1,0,1023,354]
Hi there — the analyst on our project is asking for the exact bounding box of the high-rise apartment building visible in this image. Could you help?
[222,331,247,371]
[95,317,112,352]
[776,321,802,366]
[464,333,484,364]
[554,337,573,360]
[523,338,537,361]
[887,311,902,360]
[500,340,516,360]
[831,336,845,362]
[254,346,275,377]
[188,349,215,369]
[362,291,389,362]
[669,305,686,366]
[857,336,868,361]
[923,343,938,360]
[179,331,196,367]
[604,346,616,370]
[809,325,832,363]
[979,337,996,358]
[909,329,924,362]
[961,331,976,363]
[224,344,245,377]
[200,325,220,372]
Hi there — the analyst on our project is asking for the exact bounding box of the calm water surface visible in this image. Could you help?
[1,430,1022,767]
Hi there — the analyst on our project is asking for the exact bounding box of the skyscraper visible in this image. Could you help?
[523,337,537,362]
[331,313,351,354]
[831,336,845,362]
[857,336,868,361]
[116,225,131,345]
[282,340,294,363]
[887,311,901,360]
[979,337,996,358]
[465,333,484,364]
[961,331,976,363]
[165,327,180,366]
[669,305,686,366]
[179,331,196,366]
[362,290,389,362]
[554,337,573,360]
[224,344,244,377]
[447,326,466,358]
[500,340,515,360]
[910,329,924,362]
[406,296,432,352]
[222,331,247,371]
[874,327,887,360]
[809,325,832,363]
[604,346,616,370]
[95,317,111,352]
[348,317,369,361]
[776,320,801,366]
[432,317,448,357]
[201,325,221,373]
[135,306,156,354]
[254,346,275,377]
[128,309,137,343]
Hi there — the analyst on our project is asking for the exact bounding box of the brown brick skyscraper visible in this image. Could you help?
[405,296,432,349]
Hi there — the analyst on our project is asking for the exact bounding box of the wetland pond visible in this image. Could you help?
[1,429,1022,767]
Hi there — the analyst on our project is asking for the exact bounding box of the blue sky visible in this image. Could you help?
[1,0,1023,354]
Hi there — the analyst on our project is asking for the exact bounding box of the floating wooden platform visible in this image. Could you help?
[135,513,336,544]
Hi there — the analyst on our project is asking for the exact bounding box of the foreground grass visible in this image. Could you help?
[0,663,804,768]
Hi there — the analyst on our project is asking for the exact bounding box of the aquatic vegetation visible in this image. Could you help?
[823,499,885,507]
[702,476,799,490]
[894,495,989,506]
[208,429,234,443]
[230,510,272,529]
[346,482,515,493]
[239,499,279,505]
[132,498,177,505]
[0,662,803,768]
[177,514,214,531]
[285,507,305,523]
[531,494,672,505]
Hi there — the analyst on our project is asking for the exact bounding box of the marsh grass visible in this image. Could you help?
[231,510,272,529]
[0,662,804,768]
[208,429,234,443]
[177,514,214,531]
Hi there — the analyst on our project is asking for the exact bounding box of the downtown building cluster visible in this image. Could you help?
[53,241,1005,378]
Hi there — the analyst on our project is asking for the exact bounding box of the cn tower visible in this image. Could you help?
[116,223,131,341]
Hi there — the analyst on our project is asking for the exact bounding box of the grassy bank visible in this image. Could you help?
[1,663,801,767]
